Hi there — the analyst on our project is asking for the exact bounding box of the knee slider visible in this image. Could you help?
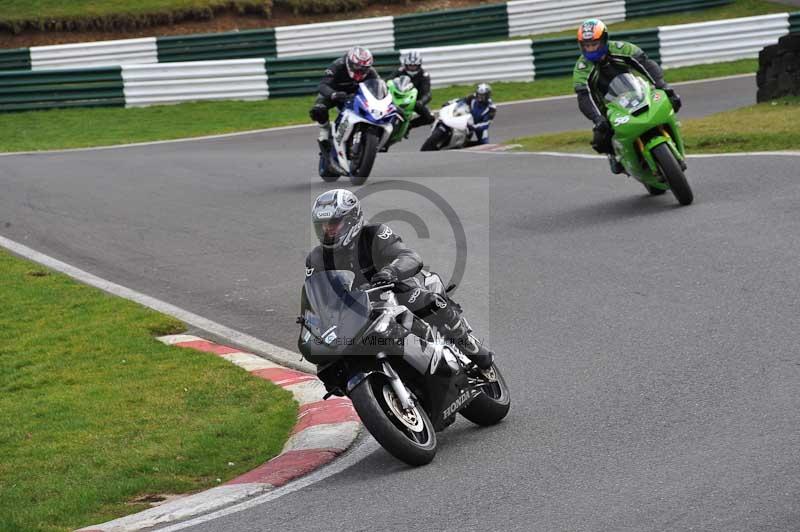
[309,104,328,124]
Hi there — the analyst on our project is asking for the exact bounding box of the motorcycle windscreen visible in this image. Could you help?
[604,73,647,111]
[360,78,388,100]
[304,270,371,346]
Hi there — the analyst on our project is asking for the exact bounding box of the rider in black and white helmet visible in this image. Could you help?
[301,189,494,369]
[389,51,434,130]
[463,83,497,145]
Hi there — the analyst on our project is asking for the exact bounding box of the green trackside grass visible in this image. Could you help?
[0,249,297,532]
[0,59,756,153]
[507,97,800,154]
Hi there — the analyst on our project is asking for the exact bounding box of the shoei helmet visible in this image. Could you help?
[577,19,609,62]
[312,189,364,251]
[346,46,374,82]
[475,83,492,104]
[401,50,423,75]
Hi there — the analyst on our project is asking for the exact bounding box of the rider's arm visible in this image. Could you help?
[573,58,605,125]
[632,48,667,89]
[371,225,423,280]
[417,71,432,106]
[317,63,338,99]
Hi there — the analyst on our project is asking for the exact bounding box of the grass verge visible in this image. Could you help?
[0,59,756,153]
[0,248,298,532]
[506,97,800,154]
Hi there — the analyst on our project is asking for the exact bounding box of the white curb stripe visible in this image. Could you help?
[220,352,283,371]
[158,334,204,345]
[283,421,361,452]
[283,380,328,407]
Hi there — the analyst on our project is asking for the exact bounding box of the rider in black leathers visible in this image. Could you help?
[309,46,379,154]
[387,51,434,130]
[300,189,493,369]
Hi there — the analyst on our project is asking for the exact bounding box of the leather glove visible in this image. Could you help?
[330,91,348,104]
[593,118,611,134]
[370,268,397,287]
[664,87,682,113]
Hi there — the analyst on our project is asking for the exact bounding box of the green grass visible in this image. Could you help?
[507,97,800,154]
[0,59,757,153]
[528,0,793,41]
[0,249,298,532]
[0,0,266,21]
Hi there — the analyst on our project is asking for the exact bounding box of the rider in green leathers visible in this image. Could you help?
[573,18,683,174]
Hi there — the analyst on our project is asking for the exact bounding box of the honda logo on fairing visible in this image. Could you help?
[443,390,475,417]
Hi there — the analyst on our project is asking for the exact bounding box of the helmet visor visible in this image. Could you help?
[349,62,369,81]
[404,64,419,74]
[315,219,347,245]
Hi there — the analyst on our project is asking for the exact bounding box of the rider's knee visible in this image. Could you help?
[309,103,329,124]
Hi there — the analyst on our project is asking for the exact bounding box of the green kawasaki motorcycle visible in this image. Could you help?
[606,73,694,206]
[385,75,418,150]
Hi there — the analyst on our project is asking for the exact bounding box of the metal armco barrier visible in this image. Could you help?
[0,48,31,71]
[508,0,624,38]
[659,13,790,68]
[157,29,277,63]
[393,4,509,49]
[405,40,534,87]
[121,59,268,107]
[0,67,124,112]
[0,0,740,72]
[624,0,731,18]
[30,38,158,70]
[792,12,800,34]
[275,17,394,58]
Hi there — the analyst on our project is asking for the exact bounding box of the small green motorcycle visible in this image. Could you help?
[385,75,418,149]
[606,73,694,206]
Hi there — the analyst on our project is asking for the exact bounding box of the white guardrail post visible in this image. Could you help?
[403,40,535,88]
[275,16,395,58]
[121,59,268,107]
[659,13,790,68]
[506,0,625,38]
[30,38,158,70]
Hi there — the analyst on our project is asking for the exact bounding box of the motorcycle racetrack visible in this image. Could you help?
[2,74,798,532]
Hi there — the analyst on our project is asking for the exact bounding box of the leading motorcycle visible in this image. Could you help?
[605,73,694,205]
[297,270,510,466]
[319,78,399,186]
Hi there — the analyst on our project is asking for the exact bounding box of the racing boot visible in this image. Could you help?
[443,318,494,370]
[608,154,624,175]
[317,122,332,155]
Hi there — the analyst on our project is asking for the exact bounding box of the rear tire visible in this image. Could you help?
[459,363,511,426]
[350,375,437,466]
[652,143,693,206]
[349,128,380,186]
[421,126,449,151]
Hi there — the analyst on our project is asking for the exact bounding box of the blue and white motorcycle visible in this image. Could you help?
[320,78,400,186]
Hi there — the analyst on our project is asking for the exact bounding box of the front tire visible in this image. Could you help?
[652,143,693,206]
[349,128,380,186]
[350,375,437,466]
[459,363,511,426]
[420,125,449,151]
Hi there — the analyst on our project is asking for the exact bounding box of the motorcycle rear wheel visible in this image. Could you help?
[350,374,437,466]
[459,362,511,426]
[652,143,693,206]
[349,128,380,186]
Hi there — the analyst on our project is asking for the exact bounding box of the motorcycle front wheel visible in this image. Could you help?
[349,128,380,186]
[459,362,511,426]
[652,143,693,206]
[350,374,437,466]
[420,125,449,151]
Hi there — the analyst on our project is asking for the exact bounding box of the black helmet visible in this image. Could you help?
[475,83,492,104]
[401,50,423,75]
[312,189,364,251]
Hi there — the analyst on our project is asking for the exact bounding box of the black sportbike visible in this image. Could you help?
[297,270,510,466]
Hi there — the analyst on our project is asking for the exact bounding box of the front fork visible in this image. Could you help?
[378,352,415,410]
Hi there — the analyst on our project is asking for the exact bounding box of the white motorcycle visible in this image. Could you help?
[420,99,474,151]
[319,78,400,186]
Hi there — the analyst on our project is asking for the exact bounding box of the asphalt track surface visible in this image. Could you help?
[2,75,799,531]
